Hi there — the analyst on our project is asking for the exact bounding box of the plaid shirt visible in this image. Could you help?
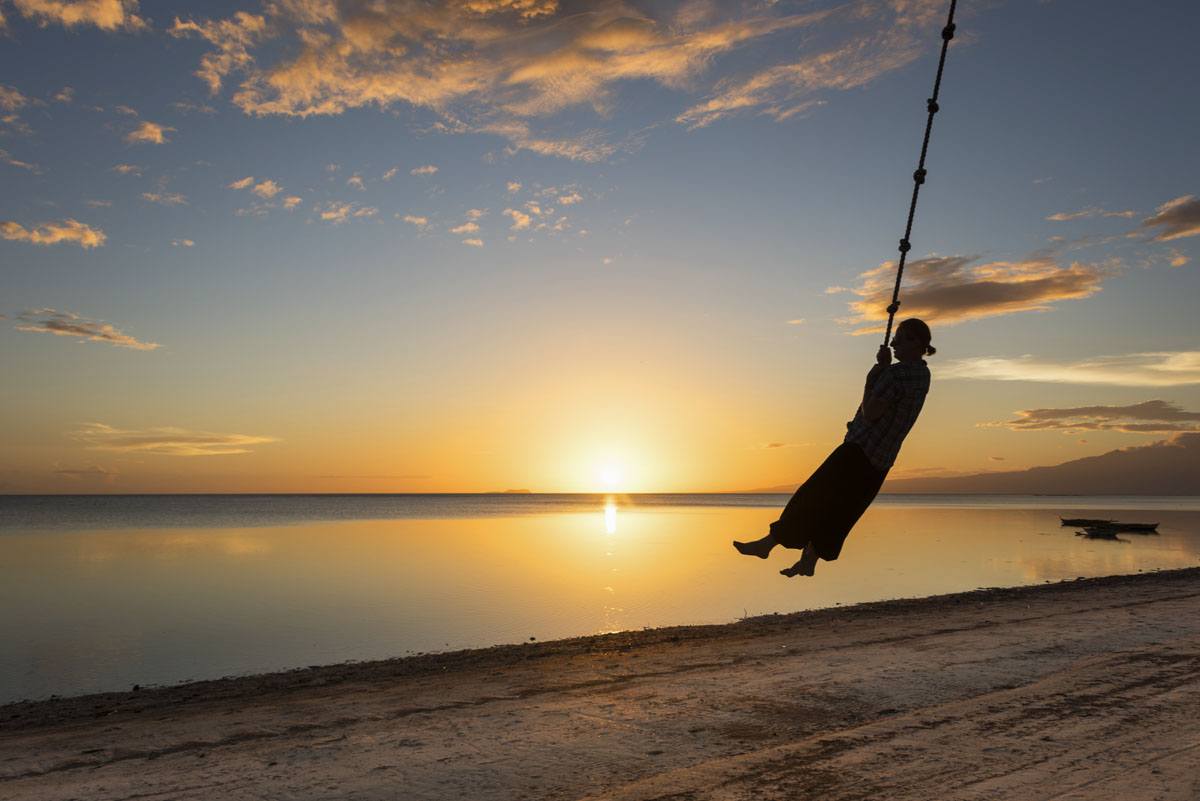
[844,360,931,471]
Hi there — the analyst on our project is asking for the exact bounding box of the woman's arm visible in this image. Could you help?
[860,346,895,422]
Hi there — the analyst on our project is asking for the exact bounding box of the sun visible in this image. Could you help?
[598,463,624,490]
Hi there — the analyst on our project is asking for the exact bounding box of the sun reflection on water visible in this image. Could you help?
[604,497,617,534]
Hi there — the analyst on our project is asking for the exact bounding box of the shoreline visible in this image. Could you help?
[5,567,1200,799]
[5,566,1198,722]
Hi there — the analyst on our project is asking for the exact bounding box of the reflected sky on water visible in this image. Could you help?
[2,499,1199,703]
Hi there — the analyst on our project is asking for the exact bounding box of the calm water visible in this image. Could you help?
[2,494,1199,704]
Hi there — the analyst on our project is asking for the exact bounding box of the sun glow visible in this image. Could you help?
[599,464,624,489]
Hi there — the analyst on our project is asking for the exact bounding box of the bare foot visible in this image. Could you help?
[733,535,775,559]
[780,544,819,577]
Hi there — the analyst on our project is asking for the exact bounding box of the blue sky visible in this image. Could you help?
[2,0,1199,492]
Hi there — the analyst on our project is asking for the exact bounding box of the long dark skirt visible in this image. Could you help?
[770,442,888,561]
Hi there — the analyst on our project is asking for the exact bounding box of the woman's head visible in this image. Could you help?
[892,318,936,360]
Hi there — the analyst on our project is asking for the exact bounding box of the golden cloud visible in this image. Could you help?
[251,178,281,198]
[283,195,303,210]
[941,351,1200,387]
[839,254,1110,334]
[1045,207,1136,222]
[0,84,27,111]
[992,400,1200,434]
[112,163,142,175]
[126,120,173,144]
[0,148,40,172]
[318,201,377,223]
[168,1,849,159]
[504,207,531,230]
[449,221,479,234]
[227,175,255,189]
[11,0,145,31]
[170,12,268,93]
[676,1,938,129]
[462,237,484,247]
[401,214,429,227]
[72,422,277,456]
[1,218,106,248]
[1140,195,1200,242]
[16,308,158,350]
[141,191,188,205]
[410,164,439,176]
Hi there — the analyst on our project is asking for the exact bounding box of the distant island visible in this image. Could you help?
[502,489,533,494]
[746,434,1200,496]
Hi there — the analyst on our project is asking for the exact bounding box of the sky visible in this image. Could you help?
[1,0,1198,494]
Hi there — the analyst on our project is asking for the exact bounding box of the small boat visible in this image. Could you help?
[1075,527,1123,541]
[1060,517,1114,527]
[1109,522,1158,533]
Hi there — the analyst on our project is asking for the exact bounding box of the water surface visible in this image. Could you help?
[2,494,1197,703]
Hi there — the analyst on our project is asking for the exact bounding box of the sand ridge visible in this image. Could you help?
[3,568,1200,800]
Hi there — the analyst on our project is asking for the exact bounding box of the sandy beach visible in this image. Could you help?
[3,567,1200,800]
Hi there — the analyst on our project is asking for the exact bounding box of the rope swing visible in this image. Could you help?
[882,0,958,347]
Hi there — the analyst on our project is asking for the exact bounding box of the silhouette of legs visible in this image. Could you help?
[779,541,819,578]
[732,532,777,559]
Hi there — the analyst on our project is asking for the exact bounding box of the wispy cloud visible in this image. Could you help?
[227,175,254,189]
[72,422,276,456]
[166,2,866,161]
[941,351,1200,387]
[990,400,1200,435]
[1046,206,1136,222]
[507,181,522,194]
[141,191,188,206]
[112,163,142,175]
[410,165,438,176]
[171,238,195,247]
[837,253,1111,334]
[318,201,377,224]
[15,308,158,350]
[0,84,27,111]
[0,148,40,172]
[1,218,106,248]
[251,178,281,198]
[346,173,365,190]
[169,12,268,93]
[53,86,75,103]
[503,207,532,231]
[675,2,935,129]
[449,221,479,234]
[462,238,484,247]
[9,0,146,31]
[381,167,399,181]
[282,195,302,210]
[126,120,173,144]
[53,464,117,482]
[401,214,429,227]
[1139,195,1200,242]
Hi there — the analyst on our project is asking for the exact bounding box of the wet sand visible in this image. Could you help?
[3,568,1200,800]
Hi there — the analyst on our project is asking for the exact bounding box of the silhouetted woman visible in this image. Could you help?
[734,318,935,577]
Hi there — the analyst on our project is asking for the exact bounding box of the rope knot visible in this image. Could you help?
[942,23,956,40]
[913,168,927,185]
[886,302,901,315]
[898,238,912,253]
[926,98,939,114]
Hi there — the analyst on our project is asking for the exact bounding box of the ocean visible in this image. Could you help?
[2,493,1198,704]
